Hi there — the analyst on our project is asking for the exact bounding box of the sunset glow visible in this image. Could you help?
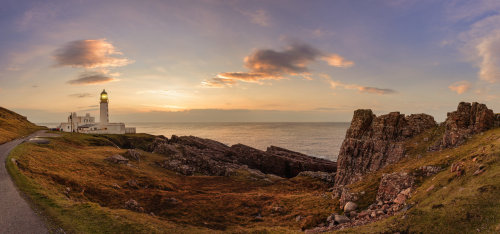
[1,0,500,122]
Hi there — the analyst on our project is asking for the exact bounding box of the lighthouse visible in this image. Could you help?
[59,89,135,134]
[100,89,109,125]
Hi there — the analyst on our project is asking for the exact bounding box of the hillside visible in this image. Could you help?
[331,124,500,233]
[3,103,500,233]
[6,132,339,233]
[0,107,42,144]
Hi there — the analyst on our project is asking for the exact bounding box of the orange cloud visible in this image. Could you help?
[54,39,133,68]
[203,43,354,88]
[321,54,354,67]
[448,80,471,94]
[328,79,395,95]
[217,72,282,83]
[201,77,237,88]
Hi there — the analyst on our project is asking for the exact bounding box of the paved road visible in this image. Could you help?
[0,131,49,234]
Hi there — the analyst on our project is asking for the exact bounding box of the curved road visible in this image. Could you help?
[0,131,48,233]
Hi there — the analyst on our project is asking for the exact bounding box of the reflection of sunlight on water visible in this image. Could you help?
[38,122,349,161]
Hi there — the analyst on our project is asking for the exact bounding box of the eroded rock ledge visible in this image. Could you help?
[334,110,437,186]
[149,135,337,178]
[438,102,500,149]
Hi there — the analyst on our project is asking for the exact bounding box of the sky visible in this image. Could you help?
[1,0,500,123]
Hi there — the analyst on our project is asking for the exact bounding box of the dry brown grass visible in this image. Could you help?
[9,132,339,233]
[0,107,42,144]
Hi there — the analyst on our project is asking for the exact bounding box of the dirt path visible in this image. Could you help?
[0,130,50,233]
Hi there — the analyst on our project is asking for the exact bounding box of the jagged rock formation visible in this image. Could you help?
[439,102,498,148]
[149,135,336,178]
[334,110,436,186]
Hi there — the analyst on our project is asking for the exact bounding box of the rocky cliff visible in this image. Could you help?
[334,110,436,186]
[149,135,336,178]
[439,102,499,148]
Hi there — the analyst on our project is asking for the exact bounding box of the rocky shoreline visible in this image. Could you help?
[147,135,337,178]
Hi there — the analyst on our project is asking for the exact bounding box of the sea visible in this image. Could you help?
[38,122,350,161]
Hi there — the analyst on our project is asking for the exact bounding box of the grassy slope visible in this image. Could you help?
[335,127,500,233]
[7,133,339,233]
[0,107,43,144]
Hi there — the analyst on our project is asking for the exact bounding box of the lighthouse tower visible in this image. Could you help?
[100,89,109,125]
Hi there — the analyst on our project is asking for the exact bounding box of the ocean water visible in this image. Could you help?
[39,122,350,161]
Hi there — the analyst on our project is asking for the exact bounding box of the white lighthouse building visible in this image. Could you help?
[100,89,109,125]
[59,90,136,134]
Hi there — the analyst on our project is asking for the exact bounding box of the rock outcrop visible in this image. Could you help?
[149,135,336,178]
[105,154,129,164]
[375,172,414,205]
[123,149,141,161]
[439,102,498,148]
[335,110,436,186]
[309,172,416,233]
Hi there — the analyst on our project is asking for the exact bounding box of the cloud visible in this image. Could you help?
[327,78,396,95]
[201,77,237,88]
[311,28,334,38]
[448,80,471,94]
[321,54,354,67]
[241,9,270,27]
[448,2,500,83]
[217,72,282,82]
[476,32,500,83]
[357,86,396,95]
[203,43,354,87]
[69,93,93,98]
[67,72,117,85]
[53,39,133,68]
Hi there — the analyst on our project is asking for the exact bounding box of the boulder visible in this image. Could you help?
[105,154,129,164]
[335,110,436,186]
[344,201,358,213]
[125,199,144,212]
[376,172,415,204]
[124,149,141,161]
[450,162,465,176]
[127,179,139,189]
[418,165,442,177]
[334,214,350,224]
[335,186,359,209]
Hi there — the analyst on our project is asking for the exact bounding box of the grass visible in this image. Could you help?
[0,107,44,144]
[7,132,340,233]
[334,127,500,233]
